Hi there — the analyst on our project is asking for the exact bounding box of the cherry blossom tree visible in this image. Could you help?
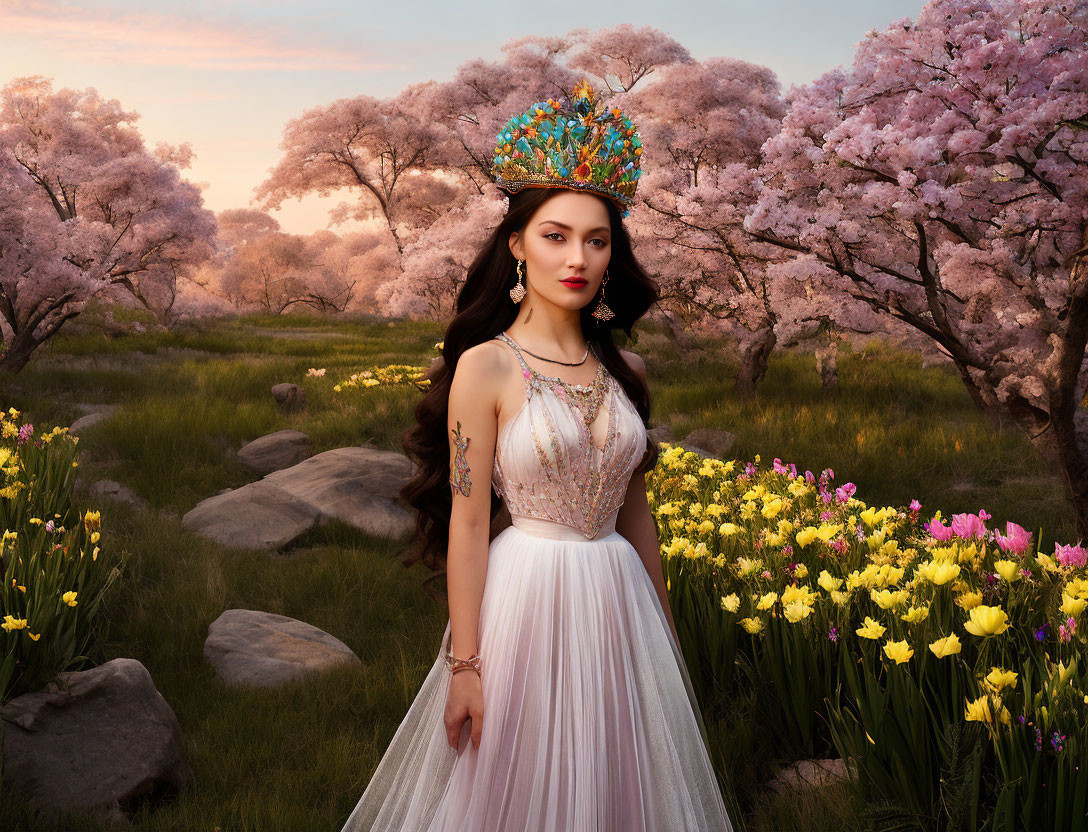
[743,0,1088,532]
[0,76,215,370]
[253,95,451,257]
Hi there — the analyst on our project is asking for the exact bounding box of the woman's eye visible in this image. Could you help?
[544,232,607,247]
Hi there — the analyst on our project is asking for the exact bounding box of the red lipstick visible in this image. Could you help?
[560,276,588,288]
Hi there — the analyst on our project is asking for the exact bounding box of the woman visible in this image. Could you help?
[341,79,735,831]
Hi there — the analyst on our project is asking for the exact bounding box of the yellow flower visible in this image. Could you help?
[719,522,740,536]
[929,633,962,658]
[736,557,762,578]
[965,696,1011,725]
[816,523,842,543]
[994,560,1020,583]
[818,570,843,593]
[27,631,40,641]
[983,667,1018,692]
[756,591,779,611]
[963,605,1010,637]
[956,591,984,611]
[83,510,101,534]
[793,563,809,580]
[1036,553,1060,573]
[1061,593,1087,618]
[856,616,887,640]
[739,617,764,635]
[917,560,961,586]
[795,526,819,548]
[831,590,851,606]
[870,588,909,610]
[761,498,785,519]
[1,615,28,632]
[720,593,740,613]
[883,639,913,664]
[62,591,78,607]
[783,600,813,623]
[901,605,930,624]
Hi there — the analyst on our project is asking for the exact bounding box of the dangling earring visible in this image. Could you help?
[591,269,614,323]
[510,259,526,304]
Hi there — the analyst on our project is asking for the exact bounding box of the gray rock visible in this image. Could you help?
[679,427,736,459]
[647,424,674,445]
[767,757,854,794]
[204,609,361,687]
[271,382,305,413]
[1,658,192,823]
[237,429,309,475]
[69,404,119,434]
[90,479,148,509]
[182,446,416,550]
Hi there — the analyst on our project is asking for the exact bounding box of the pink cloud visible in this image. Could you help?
[0,1,400,72]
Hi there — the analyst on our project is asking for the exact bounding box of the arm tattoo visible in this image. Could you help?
[449,420,472,497]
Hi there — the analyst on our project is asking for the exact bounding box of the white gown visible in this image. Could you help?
[340,331,735,831]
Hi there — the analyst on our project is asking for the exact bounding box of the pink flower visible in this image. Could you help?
[926,515,954,541]
[835,482,856,503]
[909,499,921,512]
[1055,542,1088,569]
[995,521,1032,557]
[950,512,987,540]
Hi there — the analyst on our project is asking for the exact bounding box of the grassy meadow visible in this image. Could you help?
[0,309,1072,832]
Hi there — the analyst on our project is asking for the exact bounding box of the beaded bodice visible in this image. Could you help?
[491,331,648,540]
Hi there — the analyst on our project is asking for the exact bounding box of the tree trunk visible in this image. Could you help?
[814,339,839,391]
[735,325,777,399]
[0,334,38,374]
[1024,411,1088,543]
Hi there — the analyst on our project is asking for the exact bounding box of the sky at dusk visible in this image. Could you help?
[0,0,927,235]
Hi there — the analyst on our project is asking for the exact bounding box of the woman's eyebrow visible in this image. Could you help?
[536,220,611,234]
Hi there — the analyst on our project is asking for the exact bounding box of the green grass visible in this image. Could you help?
[0,312,1074,831]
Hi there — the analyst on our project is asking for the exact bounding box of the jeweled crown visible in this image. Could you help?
[490,78,643,218]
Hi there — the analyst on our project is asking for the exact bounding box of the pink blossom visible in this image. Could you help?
[1055,542,1088,569]
[950,512,987,540]
[926,515,954,542]
[995,521,1032,557]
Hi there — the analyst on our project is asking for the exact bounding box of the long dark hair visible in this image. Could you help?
[399,187,660,600]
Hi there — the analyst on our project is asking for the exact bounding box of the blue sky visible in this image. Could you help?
[0,0,927,233]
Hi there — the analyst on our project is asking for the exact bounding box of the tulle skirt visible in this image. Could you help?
[340,515,735,832]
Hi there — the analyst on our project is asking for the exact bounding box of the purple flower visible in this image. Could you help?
[1034,624,1048,642]
[773,457,788,474]
[805,470,815,483]
[828,626,839,643]
[831,537,847,554]
[835,482,856,503]
[782,546,794,557]
[1052,732,1066,753]
[16,423,33,445]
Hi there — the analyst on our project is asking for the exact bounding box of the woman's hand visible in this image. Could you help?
[444,670,483,753]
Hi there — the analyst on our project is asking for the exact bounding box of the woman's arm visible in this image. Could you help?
[445,343,503,661]
[613,350,680,646]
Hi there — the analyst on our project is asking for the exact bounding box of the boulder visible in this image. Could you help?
[69,404,119,434]
[679,427,736,460]
[271,382,305,413]
[767,757,854,794]
[90,479,148,509]
[182,446,416,550]
[1,658,192,823]
[204,609,361,687]
[647,424,674,445]
[237,429,309,475]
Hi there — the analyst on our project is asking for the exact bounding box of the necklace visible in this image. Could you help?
[504,332,589,366]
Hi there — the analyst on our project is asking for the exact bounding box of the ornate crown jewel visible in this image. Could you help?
[490,78,643,218]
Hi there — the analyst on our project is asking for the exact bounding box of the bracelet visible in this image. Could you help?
[445,647,481,675]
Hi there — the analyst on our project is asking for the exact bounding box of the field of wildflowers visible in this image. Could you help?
[647,443,1088,831]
